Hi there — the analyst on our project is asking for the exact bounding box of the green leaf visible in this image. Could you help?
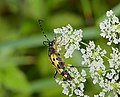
[30,78,57,93]
[83,26,100,39]
[0,34,53,49]
[47,12,84,28]
[2,66,30,94]
[80,0,92,15]
[0,26,99,50]
[0,87,4,97]
[0,69,3,84]
[23,0,46,19]
[112,3,120,16]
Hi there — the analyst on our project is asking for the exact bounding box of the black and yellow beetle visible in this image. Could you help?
[38,20,73,81]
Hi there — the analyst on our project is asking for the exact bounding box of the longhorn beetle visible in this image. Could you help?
[38,20,74,81]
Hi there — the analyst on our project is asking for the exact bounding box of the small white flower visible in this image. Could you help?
[62,88,69,95]
[74,89,83,96]
[81,49,85,54]
[84,95,89,97]
[99,91,105,97]
[108,47,120,69]
[107,41,112,45]
[99,79,105,88]
[100,10,120,45]
[94,95,99,97]
[106,72,113,79]
[89,41,95,49]
[54,28,62,34]
[100,50,107,56]
[55,79,63,85]
[81,70,87,76]
[54,24,83,58]
[106,10,113,17]
[112,15,119,24]
[79,83,84,90]
[93,76,98,84]
[100,22,106,30]
[117,89,120,95]
[114,95,118,97]
[80,77,86,82]
[114,74,119,81]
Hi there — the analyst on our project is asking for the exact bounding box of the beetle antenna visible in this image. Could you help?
[38,19,50,42]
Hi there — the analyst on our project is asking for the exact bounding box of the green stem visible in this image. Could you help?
[85,75,91,79]
[80,41,89,47]
[116,32,120,50]
[104,55,109,60]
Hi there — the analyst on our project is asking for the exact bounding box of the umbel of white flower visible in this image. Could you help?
[53,10,120,97]
[55,65,89,97]
[81,41,120,97]
[54,24,83,58]
[99,10,120,45]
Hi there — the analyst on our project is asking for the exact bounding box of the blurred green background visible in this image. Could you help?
[0,0,120,97]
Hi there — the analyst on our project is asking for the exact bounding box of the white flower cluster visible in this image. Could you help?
[108,47,120,69]
[81,41,106,85]
[106,47,120,96]
[81,41,120,96]
[81,41,106,74]
[54,24,83,58]
[95,48,120,96]
[99,10,120,45]
[56,65,88,97]
[53,11,120,96]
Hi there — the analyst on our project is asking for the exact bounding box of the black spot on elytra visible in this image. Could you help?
[53,58,55,61]
[56,57,61,61]
[52,62,54,65]
[58,53,60,56]
[57,64,61,69]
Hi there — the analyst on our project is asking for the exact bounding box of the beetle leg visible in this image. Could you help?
[55,77,65,81]
[53,70,58,78]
